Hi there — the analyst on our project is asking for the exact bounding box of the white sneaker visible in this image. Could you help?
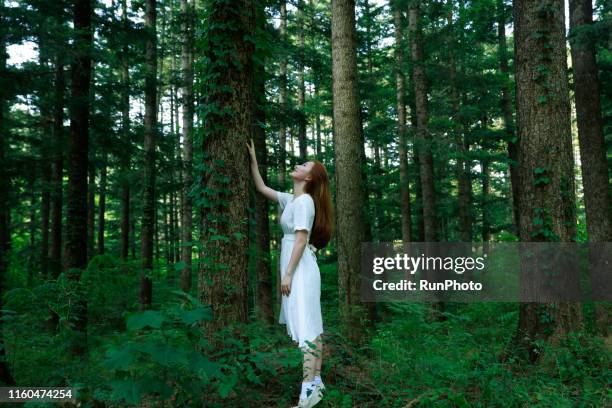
[316,381,326,397]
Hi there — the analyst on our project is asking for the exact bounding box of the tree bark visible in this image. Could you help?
[297,0,307,160]
[141,0,157,309]
[497,0,520,235]
[510,0,582,363]
[119,0,130,261]
[394,0,411,243]
[408,1,437,243]
[65,0,93,355]
[569,0,611,336]
[87,163,95,260]
[332,0,368,344]
[180,0,194,292]
[199,0,255,342]
[50,56,64,277]
[97,152,106,254]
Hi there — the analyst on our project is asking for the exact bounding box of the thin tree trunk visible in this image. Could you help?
[65,0,93,355]
[408,2,437,243]
[569,0,612,336]
[278,0,287,191]
[97,152,106,254]
[297,0,307,160]
[497,0,520,234]
[0,4,16,382]
[141,0,157,309]
[120,0,130,261]
[254,4,273,322]
[50,56,64,277]
[180,0,194,292]
[481,159,490,242]
[394,0,411,243]
[87,163,95,260]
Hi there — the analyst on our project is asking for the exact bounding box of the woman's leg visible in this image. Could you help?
[301,337,318,382]
[314,335,323,378]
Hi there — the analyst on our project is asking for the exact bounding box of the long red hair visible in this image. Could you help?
[304,160,334,250]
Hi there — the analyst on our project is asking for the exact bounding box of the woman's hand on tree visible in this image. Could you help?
[246,138,256,160]
[281,274,293,297]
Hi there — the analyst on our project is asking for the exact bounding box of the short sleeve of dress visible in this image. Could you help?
[276,190,293,211]
[293,194,315,233]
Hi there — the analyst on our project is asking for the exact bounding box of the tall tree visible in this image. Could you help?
[510,0,582,363]
[0,0,15,384]
[140,0,157,309]
[497,0,520,233]
[393,0,411,243]
[569,0,611,336]
[297,0,307,160]
[119,0,130,261]
[50,51,65,277]
[180,0,194,292]
[253,3,273,324]
[199,0,255,339]
[408,1,437,243]
[278,0,288,191]
[332,0,368,343]
[65,0,93,355]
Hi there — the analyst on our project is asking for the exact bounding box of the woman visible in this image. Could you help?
[247,139,333,408]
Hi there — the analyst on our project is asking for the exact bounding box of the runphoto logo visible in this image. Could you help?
[372,253,487,275]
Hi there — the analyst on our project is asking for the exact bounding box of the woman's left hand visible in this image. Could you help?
[281,274,293,296]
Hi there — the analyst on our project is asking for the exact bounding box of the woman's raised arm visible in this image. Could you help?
[246,138,279,203]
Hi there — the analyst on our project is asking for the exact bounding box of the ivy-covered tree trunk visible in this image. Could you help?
[393,0,411,243]
[569,0,611,336]
[408,1,437,243]
[332,0,368,344]
[180,0,194,293]
[141,0,157,309]
[510,0,582,363]
[65,0,92,355]
[199,0,255,340]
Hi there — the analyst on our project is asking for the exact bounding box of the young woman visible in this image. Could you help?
[247,139,333,408]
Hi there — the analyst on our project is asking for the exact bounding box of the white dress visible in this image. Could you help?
[277,191,324,350]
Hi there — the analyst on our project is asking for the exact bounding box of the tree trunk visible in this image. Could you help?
[87,163,95,260]
[0,4,16,382]
[199,0,255,343]
[65,0,93,355]
[278,0,287,191]
[120,0,130,261]
[97,153,106,255]
[50,56,64,278]
[447,1,472,242]
[394,0,411,243]
[180,0,194,292]
[254,7,273,322]
[141,0,157,309]
[332,0,368,344]
[569,0,612,336]
[481,158,490,242]
[510,0,582,363]
[408,2,437,243]
[497,0,520,235]
[297,0,307,160]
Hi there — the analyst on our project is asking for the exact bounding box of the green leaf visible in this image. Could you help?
[104,346,136,371]
[126,310,165,331]
[178,306,212,325]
